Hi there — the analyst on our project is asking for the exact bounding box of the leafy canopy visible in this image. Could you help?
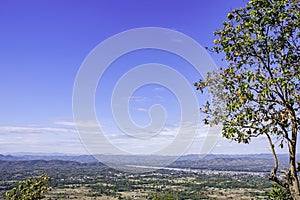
[195,0,299,144]
[6,173,51,200]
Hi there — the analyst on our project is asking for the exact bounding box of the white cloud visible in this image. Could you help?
[0,124,87,154]
[128,96,149,103]
[0,126,75,134]
[0,120,215,155]
[1,121,297,155]
[55,120,100,128]
[135,107,148,112]
[153,87,166,92]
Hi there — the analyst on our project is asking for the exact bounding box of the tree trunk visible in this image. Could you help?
[289,178,300,199]
[288,124,300,200]
[288,160,300,199]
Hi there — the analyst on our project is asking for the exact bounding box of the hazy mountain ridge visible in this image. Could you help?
[0,159,107,177]
[0,153,296,172]
[0,154,97,162]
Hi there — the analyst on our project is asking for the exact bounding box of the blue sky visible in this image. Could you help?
[0,0,285,155]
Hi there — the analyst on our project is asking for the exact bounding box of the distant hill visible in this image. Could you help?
[0,159,107,174]
[0,154,97,162]
[0,153,296,172]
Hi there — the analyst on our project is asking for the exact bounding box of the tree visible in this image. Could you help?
[194,0,300,198]
[6,173,51,200]
[269,184,292,200]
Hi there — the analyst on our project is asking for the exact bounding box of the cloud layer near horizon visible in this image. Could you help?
[0,121,291,155]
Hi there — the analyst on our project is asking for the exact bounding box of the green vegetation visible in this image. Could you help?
[268,184,292,200]
[0,159,273,199]
[6,173,51,200]
[195,0,300,198]
[148,190,207,200]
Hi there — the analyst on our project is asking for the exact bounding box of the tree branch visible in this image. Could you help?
[265,133,287,187]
